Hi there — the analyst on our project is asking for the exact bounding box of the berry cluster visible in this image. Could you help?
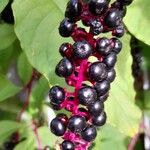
[49,0,133,149]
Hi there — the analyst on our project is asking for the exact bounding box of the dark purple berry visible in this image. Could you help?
[61,140,75,150]
[111,38,122,54]
[95,80,110,96]
[89,0,109,15]
[49,86,65,105]
[107,68,116,82]
[88,62,107,82]
[90,19,103,35]
[81,125,97,142]
[96,37,112,55]
[50,102,61,110]
[78,86,97,106]
[59,18,74,37]
[88,101,104,116]
[65,0,82,21]
[73,40,92,59]
[55,57,74,77]
[50,117,66,136]
[117,0,133,6]
[112,24,125,38]
[98,92,109,102]
[104,9,121,28]
[59,43,72,57]
[68,115,86,132]
[56,113,68,124]
[103,52,117,68]
[92,111,107,126]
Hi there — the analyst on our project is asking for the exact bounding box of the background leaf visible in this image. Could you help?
[12,0,69,85]
[0,24,16,50]
[0,74,21,102]
[124,0,150,46]
[0,0,9,13]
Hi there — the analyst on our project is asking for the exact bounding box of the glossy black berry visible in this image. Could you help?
[111,38,122,54]
[88,62,107,82]
[73,40,92,59]
[65,0,82,21]
[98,92,109,102]
[89,0,109,15]
[104,9,121,28]
[61,140,75,150]
[96,37,112,55]
[50,102,61,110]
[55,57,74,77]
[68,115,86,132]
[117,0,133,6]
[81,125,97,142]
[56,113,68,124]
[59,18,74,37]
[49,86,65,105]
[112,24,125,38]
[59,43,72,57]
[92,111,107,126]
[78,86,97,106]
[88,101,104,116]
[50,117,66,136]
[95,80,110,96]
[90,19,103,35]
[103,52,117,68]
[107,68,116,82]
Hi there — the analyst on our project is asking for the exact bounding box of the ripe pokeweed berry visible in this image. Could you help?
[55,57,74,77]
[65,0,82,21]
[68,115,86,132]
[98,92,109,102]
[91,111,107,126]
[117,0,133,6]
[59,43,72,57]
[50,102,61,110]
[88,0,109,15]
[88,101,104,116]
[88,62,107,82]
[95,80,110,96]
[111,38,122,54]
[96,37,112,55]
[56,113,68,124]
[103,52,117,68]
[104,9,121,28]
[81,125,97,142]
[50,117,66,136]
[78,86,97,106]
[49,86,65,105]
[73,40,92,59]
[90,19,103,35]
[112,24,125,38]
[59,18,75,37]
[61,140,75,150]
[107,68,116,82]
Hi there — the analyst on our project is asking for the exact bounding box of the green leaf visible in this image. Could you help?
[0,0,9,13]
[124,0,150,46]
[14,136,35,150]
[0,120,21,145]
[12,0,69,84]
[0,74,21,102]
[29,77,49,116]
[17,52,33,85]
[38,126,57,148]
[0,24,16,50]
[94,124,128,150]
[105,34,142,137]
